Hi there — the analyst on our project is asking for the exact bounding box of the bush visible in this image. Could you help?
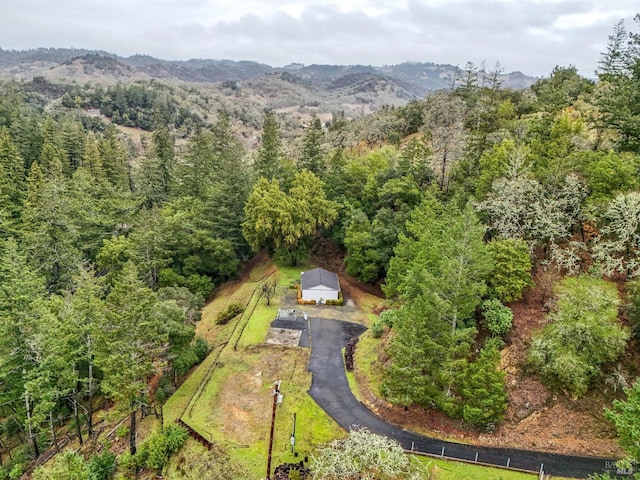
[137,426,188,471]
[481,299,513,336]
[216,302,244,325]
[528,276,629,397]
[164,425,189,453]
[371,321,384,339]
[87,450,116,480]
[297,298,317,305]
[379,309,398,329]
[173,350,199,378]
[117,451,135,474]
[115,424,129,440]
[192,336,210,362]
[486,239,532,303]
[184,274,214,299]
[328,291,345,306]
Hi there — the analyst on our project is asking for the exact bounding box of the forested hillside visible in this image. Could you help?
[1,14,640,479]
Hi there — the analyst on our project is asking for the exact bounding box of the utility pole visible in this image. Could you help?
[266,380,282,480]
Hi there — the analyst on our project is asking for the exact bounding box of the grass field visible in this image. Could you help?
[426,457,541,479]
[165,256,345,477]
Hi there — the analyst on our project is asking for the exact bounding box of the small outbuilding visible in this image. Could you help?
[300,268,340,304]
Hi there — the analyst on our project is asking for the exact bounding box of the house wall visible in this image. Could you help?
[301,287,339,303]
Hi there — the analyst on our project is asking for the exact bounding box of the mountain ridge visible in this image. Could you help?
[0,47,538,94]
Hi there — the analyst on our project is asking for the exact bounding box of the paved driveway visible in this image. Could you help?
[307,317,624,479]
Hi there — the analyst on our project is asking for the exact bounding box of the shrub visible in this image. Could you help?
[379,309,398,329]
[137,426,188,471]
[486,239,533,303]
[192,336,210,362]
[115,424,129,440]
[184,274,214,299]
[297,298,316,305]
[164,425,189,453]
[371,321,384,339]
[326,291,344,306]
[528,276,629,397]
[216,302,244,325]
[481,299,513,336]
[87,450,116,480]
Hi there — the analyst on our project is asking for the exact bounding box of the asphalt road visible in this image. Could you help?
[306,317,626,479]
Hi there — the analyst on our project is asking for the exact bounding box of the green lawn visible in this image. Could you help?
[425,457,543,479]
[165,257,344,477]
[353,329,386,397]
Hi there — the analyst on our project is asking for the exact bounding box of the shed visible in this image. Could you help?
[300,268,340,304]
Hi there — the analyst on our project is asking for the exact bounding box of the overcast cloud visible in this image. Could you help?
[1,0,636,77]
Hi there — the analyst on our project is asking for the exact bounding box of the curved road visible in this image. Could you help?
[306,318,624,479]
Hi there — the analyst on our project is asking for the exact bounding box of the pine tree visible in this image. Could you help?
[99,126,130,190]
[0,238,49,456]
[254,110,284,180]
[461,338,508,429]
[21,162,81,291]
[0,127,26,235]
[299,115,327,176]
[80,133,105,181]
[137,126,175,206]
[95,262,167,454]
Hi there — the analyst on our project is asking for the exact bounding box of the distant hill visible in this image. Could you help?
[0,48,538,95]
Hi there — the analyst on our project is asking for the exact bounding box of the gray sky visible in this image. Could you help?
[1,0,636,77]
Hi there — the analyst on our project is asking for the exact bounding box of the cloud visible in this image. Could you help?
[0,0,636,77]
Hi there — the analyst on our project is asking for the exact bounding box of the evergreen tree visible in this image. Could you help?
[598,19,631,77]
[177,130,217,198]
[80,133,105,181]
[254,110,284,180]
[99,126,130,190]
[95,262,167,454]
[137,126,175,206]
[21,162,81,291]
[595,15,640,153]
[299,115,327,176]
[54,265,107,438]
[461,338,508,429]
[383,196,491,411]
[0,127,25,235]
[0,238,49,456]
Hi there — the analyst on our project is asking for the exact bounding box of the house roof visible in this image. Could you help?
[301,268,340,291]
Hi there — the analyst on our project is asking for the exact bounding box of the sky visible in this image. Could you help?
[1,0,636,77]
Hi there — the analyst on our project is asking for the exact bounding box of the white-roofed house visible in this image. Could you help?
[300,268,341,304]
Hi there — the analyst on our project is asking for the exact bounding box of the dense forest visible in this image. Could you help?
[1,14,640,480]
